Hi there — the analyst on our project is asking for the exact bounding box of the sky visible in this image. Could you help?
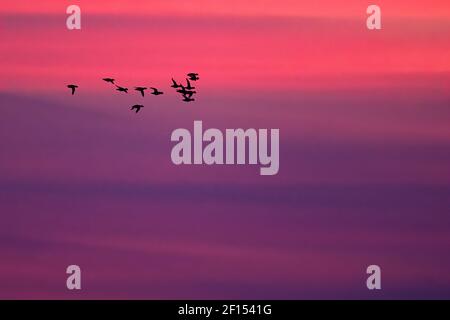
[0,1,450,299]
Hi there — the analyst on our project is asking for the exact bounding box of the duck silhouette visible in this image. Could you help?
[134,86,147,97]
[131,104,144,113]
[171,78,182,88]
[177,86,196,97]
[102,78,115,84]
[182,95,195,102]
[187,73,199,81]
[67,84,78,95]
[185,78,196,90]
[115,85,129,93]
[150,87,164,95]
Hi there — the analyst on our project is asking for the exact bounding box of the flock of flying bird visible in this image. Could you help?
[67,72,200,113]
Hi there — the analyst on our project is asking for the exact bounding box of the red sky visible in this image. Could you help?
[1,1,449,94]
[2,0,450,17]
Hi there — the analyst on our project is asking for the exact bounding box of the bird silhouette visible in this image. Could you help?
[150,87,164,95]
[116,85,129,93]
[177,86,196,97]
[187,73,199,81]
[171,78,182,88]
[134,86,147,97]
[67,84,78,95]
[185,78,196,90]
[103,78,115,84]
[131,104,144,113]
[182,96,195,102]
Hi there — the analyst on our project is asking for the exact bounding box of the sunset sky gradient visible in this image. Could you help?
[0,1,450,299]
